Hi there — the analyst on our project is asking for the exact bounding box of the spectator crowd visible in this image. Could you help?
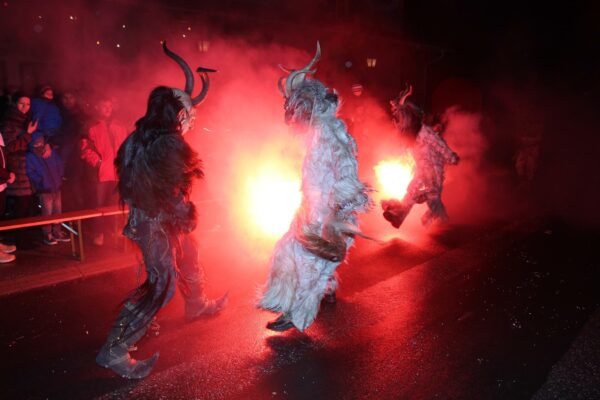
[0,84,129,263]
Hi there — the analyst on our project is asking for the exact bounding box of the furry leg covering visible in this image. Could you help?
[259,232,348,332]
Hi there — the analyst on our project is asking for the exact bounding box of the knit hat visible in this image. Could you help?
[31,131,45,145]
[38,85,53,96]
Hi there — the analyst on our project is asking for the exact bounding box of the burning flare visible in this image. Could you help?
[374,153,415,200]
[245,166,301,238]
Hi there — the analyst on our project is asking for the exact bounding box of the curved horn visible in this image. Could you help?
[277,65,294,97]
[162,41,194,95]
[284,41,321,97]
[277,76,286,96]
[278,64,294,74]
[192,67,217,106]
[399,84,413,105]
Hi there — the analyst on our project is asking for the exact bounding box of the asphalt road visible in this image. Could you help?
[1,217,598,400]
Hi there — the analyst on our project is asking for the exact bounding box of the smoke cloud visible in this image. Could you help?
[5,0,596,287]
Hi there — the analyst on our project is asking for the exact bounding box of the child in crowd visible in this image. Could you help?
[25,132,70,245]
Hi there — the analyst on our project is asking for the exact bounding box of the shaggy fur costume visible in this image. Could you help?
[95,86,208,379]
[96,43,224,379]
[383,96,458,227]
[113,89,205,344]
[259,75,370,332]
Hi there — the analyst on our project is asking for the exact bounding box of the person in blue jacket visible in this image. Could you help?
[30,86,62,144]
[25,132,70,245]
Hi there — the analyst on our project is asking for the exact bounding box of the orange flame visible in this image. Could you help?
[244,165,302,238]
[374,153,415,200]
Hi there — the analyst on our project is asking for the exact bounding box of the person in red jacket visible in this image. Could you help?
[80,97,128,245]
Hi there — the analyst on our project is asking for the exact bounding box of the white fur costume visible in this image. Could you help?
[382,85,459,228]
[259,44,370,331]
[406,124,458,224]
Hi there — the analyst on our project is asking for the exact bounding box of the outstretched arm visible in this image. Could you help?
[429,130,459,165]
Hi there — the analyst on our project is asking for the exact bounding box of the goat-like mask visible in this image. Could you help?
[162,41,216,133]
[390,84,424,137]
[278,41,321,99]
[277,42,339,125]
[390,84,413,115]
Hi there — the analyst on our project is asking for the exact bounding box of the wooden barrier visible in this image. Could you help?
[0,199,219,262]
[0,207,128,262]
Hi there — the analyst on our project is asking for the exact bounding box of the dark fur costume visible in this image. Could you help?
[105,87,205,346]
[97,43,226,378]
[116,87,203,219]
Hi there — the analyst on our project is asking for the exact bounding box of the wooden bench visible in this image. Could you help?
[0,207,128,262]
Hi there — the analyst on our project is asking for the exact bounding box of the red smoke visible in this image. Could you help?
[1,0,518,261]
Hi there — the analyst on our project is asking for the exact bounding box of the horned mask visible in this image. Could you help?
[162,41,216,133]
[277,41,322,99]
[277,42,339,125]
[390,84,424,136]
[390,84,413,115]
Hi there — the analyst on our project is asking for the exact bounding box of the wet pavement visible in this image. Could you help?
[0,216,598,399]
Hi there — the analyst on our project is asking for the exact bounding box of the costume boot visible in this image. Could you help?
[323,291,337,304]
[381,199,412,229]
[96,311,159,379]
[383,210,401,228]
[266,313,294,332]
[185,292,229,322]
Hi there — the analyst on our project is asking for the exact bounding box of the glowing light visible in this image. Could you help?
[187,26,192,31]
[245,168,301,238]
[116,43,120,48]
[366,57,377,68]
[96,40,101,45]
[122,24,126,29]
[182,34,187,38]
[197,40,210,53]
[374,154,415,200]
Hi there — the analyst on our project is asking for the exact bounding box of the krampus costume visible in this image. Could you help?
[96,43,227,379]
[258,43,371,332]
[382,85,459,228]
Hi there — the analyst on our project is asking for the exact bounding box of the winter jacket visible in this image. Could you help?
[31,97,62,134]
[1,107,33,196]
[26,148,64,193]
[1,106,30,145]
[0,144,11,192]
[81,120,128,182]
